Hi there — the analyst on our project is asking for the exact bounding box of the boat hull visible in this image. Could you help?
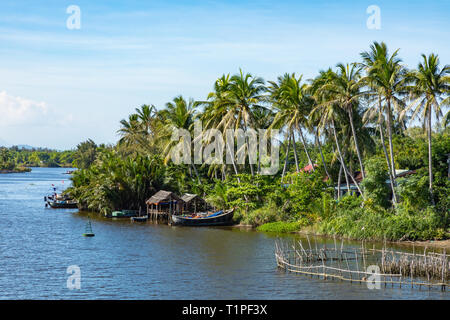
[47,201,78,209]
[171,209,234,226]
[131,216,148,222]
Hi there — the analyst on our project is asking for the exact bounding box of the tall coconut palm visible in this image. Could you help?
[159,95,201,183]
[363,92,399,205]
[268,73,313,175]
[226,69,267,175]
[402,53,450,203]
[322,63,366,178]
[311,70,364,196]
[201,74,240,179]
[360,42,409,180]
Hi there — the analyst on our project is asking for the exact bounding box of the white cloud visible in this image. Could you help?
[0,91,72,127]
[0,91,48,125]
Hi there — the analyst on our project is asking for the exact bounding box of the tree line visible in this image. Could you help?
[68,41,449,240]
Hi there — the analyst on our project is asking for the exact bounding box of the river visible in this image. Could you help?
[0,167,448,299]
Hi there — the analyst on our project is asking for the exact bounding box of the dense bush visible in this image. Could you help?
[361,158,390,208]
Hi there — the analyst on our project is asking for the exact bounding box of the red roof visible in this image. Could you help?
[300,163,318,173]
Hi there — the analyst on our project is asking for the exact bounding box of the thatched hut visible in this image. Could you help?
[146,190,184,221]
[181,193,208,214]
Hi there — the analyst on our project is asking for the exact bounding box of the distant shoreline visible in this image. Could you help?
[0,167,32,174]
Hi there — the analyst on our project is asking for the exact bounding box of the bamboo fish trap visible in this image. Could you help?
[275,237,449,291]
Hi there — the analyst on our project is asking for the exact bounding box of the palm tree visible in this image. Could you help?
[201,74,240,179]
[268,73,313,175]
[117,114,144,149]
[443,109,450,128]
[226,69,267,175]
[361,42,409,181]
[323,63,366,178]
[402,53,450,203]
[135,104,157,135]
[311,70,364,196]
[159,95,201,183]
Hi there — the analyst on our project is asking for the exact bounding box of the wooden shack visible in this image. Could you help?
[181,193,208,214]
[146,190,183,221]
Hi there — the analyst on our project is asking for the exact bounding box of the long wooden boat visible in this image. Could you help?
[47,200,78,209]
[45,193,78,209]
[131,216,148,222]
[110,210,138,218]
[171,209,234,226]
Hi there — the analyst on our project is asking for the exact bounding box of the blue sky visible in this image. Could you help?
[0,0,449,149]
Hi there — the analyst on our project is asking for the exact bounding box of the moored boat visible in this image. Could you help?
[47,200,78,208]
[45,192,78,209]
[171,209,234,226]
[110,210,138,218]
[131,215,148,222]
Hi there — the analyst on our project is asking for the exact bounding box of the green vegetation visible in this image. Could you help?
[257,221,308,233]
[0,146,74,171]
[66,41,449,241]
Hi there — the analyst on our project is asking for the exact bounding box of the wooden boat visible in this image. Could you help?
[171,209,234,226]
[131,215,148,222]
[45,193,78,209]
[47,199,78,209]
[111,210,138,218]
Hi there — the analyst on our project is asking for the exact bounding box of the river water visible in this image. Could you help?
[0,167,448,299]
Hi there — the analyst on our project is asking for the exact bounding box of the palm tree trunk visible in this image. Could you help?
[348,107,365,178]
[337,163,343,200]
[243,120,254,176]
[191,163,201,184]
[386,99,397,179]
[315,128,331,181]
[427,106,434,205]
[298,125,314,169]
[282,132,291,179]
[378,98,397,205]
[291,131,300,172]
[342,152,351,194]
[332,119,363,196]
[226,137,240,183]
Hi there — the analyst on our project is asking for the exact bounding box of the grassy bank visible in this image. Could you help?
[247,193,448,241]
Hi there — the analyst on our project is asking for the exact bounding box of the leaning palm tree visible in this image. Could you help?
[363,90,399,205]
[402,53,450,203]
[311,69,364,196]
[443,109,450,128]
[360,42,409,181]
[318,63,366,178]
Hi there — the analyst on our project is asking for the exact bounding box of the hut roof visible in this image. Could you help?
[181,193,205,203]
[146,190,183,205]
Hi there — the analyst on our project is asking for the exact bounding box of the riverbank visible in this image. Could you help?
[233,222,450,250]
